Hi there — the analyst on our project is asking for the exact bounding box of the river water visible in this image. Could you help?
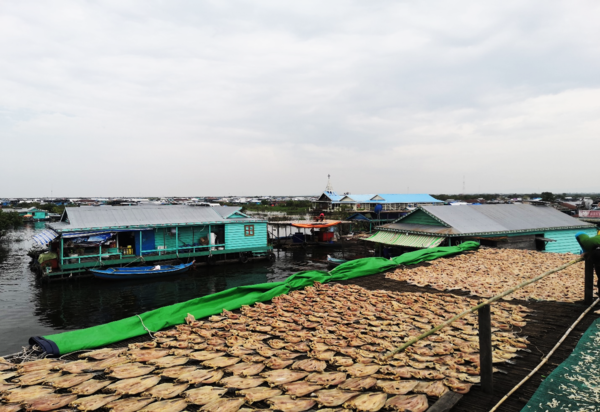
[0,223,367,355]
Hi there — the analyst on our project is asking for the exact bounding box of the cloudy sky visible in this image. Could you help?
[1,1,599,197]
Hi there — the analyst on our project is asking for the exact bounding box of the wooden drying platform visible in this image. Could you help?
[48,270,600,412]
[336,273,600,412]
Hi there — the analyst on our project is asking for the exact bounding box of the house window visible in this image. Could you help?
[244,225,255,236]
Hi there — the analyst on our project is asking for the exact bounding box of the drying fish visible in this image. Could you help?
[105,375,161,395]
[261,370,308,387]
[224,362,265,376]
[413,380,448,397]
[255,347,277,357]
[105,397,154,412]
[281,381,323,397]
[338,377,376,391]
[141,383,189,400]
[18,360,65,374]
[311,351,336,361]
[2,386,55,403]
[127,349,170,363]
[83,357,129,371]
[0,372,18,381]
[219,376,264,389]
[176,369,223,385]
[385,394,428,412]
[314,389,360,407]
[70,394,121,411]
[138,399,187,412]
[330,356,354,367]
[13,371,62,386]
[343,392,387,412]
[443,378,473,394]
[241,355,266,363]
[106,363,155,379]
[0,361,15,372]
[60,361,94,374]
[265,395,316,412]
[264,358,293,370]
[275,351,302,360]
[0,383,18,392]
[22,393,78,411]
[147,356,188,369]
[79,348,127,360]
[375,380,418,395]
[0,405,21,412]
[199,398,245,412]
[339,363,379,377]
[291,359,326,372]
[183,386,227,405]
[157,366,196,379]
[69,380,111,396]
[188,351,224,362]
[46,373,95,389]
[169,349,194,356]
[227,347,254,357]
[202,356,240,369]
[305,372,347,387]
[237,387,282,403]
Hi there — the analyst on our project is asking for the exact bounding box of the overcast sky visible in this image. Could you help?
[1,1,599,197]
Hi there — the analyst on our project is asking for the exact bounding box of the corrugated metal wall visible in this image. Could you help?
[402,211,443,226]
[154,226,210,250]
[225,223,267,250]
[544,228,598,254]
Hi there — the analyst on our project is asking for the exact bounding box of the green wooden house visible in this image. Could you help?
[34,205,271,278]
[365,204,597,254]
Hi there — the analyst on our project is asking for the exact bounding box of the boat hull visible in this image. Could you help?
[90,261,194,280]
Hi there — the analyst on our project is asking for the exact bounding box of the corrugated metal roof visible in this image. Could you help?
[48,205,263,232]
[364,231,444,248]
[380,205,594,236]
[323,193,442,204]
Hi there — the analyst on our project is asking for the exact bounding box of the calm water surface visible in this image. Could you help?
[0,223,365,354]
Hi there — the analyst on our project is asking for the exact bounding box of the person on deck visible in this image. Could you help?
[319,213,325,222]
[575,232,600,292]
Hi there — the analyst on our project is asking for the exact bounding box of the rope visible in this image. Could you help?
[137,315,155,338]
[489,297,600,412]
[381,255,584,360]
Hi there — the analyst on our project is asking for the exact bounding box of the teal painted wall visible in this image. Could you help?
[33,211,47,219]
[154,226,210,250]
[402,211,444,226]
[544,228,598,254]
[225,223,267,250]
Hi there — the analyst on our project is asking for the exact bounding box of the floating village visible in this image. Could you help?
[1,180,600,412]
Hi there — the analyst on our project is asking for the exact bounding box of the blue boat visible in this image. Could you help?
[90,261,195,280]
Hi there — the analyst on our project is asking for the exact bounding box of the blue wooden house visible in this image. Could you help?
[366,204,597,254]
[33,205,271,278]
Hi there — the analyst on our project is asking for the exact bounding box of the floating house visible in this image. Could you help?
[365,204,597,254]
[33,205,272,278]
[1,207,50,221]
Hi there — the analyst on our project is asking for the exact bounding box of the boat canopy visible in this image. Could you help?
[291,221,341,229]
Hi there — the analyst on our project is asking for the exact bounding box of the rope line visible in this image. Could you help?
[137,315,155,338]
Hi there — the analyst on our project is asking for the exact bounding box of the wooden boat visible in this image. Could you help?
[90,261,194,280]
[327,255,347,267]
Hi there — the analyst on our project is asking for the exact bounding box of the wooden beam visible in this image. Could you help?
[478,304,493,394]
[585,258,594,305]
[427,391,463,412]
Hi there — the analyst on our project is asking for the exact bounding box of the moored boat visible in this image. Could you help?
[90,261,194,280]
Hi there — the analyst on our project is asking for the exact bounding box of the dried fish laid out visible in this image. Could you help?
[387,247,589,302]
[0,281,537,412]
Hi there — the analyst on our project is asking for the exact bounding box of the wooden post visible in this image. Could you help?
[585,257,594,305]
[478,304,493,394]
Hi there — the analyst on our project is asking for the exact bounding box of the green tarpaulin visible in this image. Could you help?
[522,318,600,411]
[31,241,479,356]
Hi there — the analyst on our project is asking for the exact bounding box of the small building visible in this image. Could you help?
[365,204,597,254]
[33,205,272,278]
[1,207,49,221]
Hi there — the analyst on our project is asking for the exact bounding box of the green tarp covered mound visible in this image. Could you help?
[30,241,479,356]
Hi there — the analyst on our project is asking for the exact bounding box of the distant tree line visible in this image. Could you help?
[0,210,22,239]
